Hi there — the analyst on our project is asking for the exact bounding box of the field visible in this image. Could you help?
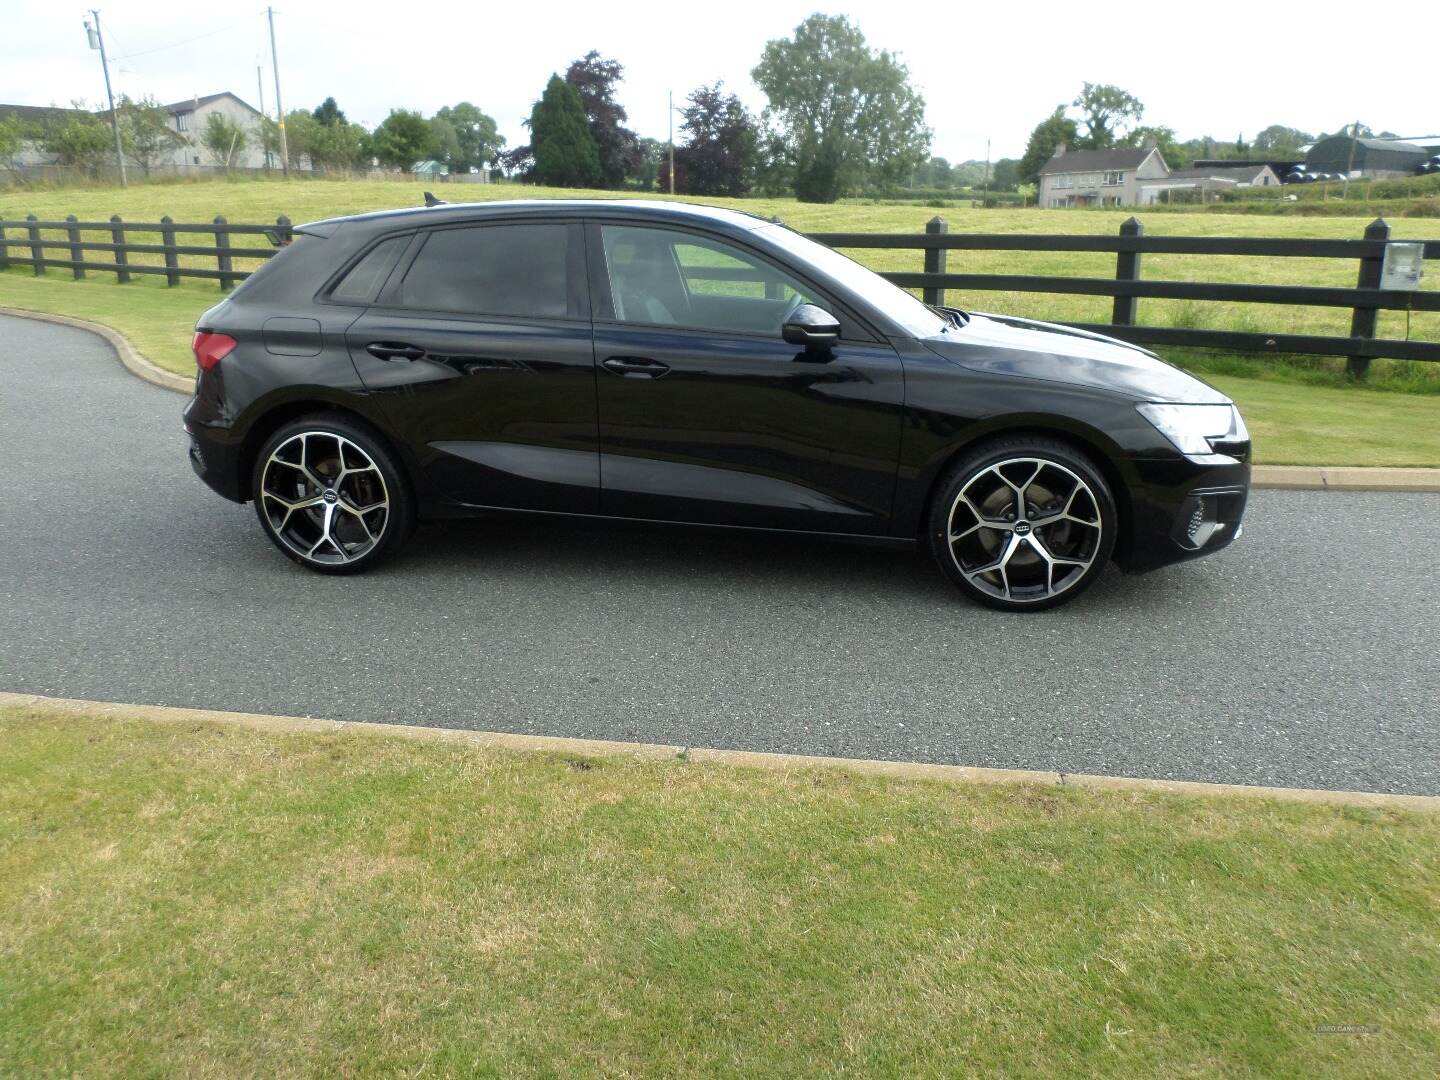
[3,177,1440,464]
[2,702,1436,1078]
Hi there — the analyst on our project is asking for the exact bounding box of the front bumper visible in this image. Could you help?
[1119,453,1250,573]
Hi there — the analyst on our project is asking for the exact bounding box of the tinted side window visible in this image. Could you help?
[399,224,569,318]
[330,235,408,303]
[601,225,817,335]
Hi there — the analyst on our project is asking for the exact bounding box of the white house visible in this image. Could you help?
[1037,146,1170,208]
[0,91,274,175]
[1139,164,1281,204]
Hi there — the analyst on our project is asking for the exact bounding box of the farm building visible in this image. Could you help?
[1139,164,1281,204]
[1037,145,1169,207]
[1304,135,1429,178]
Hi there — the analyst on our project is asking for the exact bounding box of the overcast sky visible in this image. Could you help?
[4,0,1434,163]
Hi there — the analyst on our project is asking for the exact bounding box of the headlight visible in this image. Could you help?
[1136,403,1249,457]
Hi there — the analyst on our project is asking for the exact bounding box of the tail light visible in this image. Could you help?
[192,331,237,371]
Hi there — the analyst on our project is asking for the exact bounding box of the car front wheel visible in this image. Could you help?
[251,414,413,574]
[928,437,1116,611]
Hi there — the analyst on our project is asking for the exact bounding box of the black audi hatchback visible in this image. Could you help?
[184,199,1250,611]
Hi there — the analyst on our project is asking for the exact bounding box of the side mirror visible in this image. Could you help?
[781,304,840,351]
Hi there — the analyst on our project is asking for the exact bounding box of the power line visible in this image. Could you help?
[110,14,259,62]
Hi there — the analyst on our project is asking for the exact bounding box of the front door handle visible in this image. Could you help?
[603,355,670,379]
[366,342,426,362]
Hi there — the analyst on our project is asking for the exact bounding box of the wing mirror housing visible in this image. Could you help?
[781,304,840,352]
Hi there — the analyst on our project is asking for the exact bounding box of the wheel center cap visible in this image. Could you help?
[1013,520,1032,536]
[322,489,338,505]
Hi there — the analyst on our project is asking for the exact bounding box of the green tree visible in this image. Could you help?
[371,109,437,169]
[670,82,758,197]
[632,136,664,191]
[565,51,639,188]
[310,118,369,171]
[1017,106,1078,187]
[1253,125,1312,153]
[200,112,247,168]
[38,103,112,175]
[530,74,601,188]
[1072,82,1144,149]
[0,113,30,180]
[990,158,1020,192]
[312,97,347,126]
[752,13,930,203]
[117,95,180,176]
[1125,124,1183,169]
[432,102,503,172]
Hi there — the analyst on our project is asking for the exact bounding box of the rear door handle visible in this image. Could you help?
[602,355,670,379]
[366,342,426,362]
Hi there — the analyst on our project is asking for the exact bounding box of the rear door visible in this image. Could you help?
[343,220,598,512]
[588,222,905,534]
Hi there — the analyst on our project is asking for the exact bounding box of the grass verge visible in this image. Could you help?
[1,703,1436,1077]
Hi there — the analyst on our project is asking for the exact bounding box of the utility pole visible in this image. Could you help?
[667,90,675,196]
[85,11,126,187]
[256,65,268,171]
[1342,120,1360,200]
[267,7,288,176]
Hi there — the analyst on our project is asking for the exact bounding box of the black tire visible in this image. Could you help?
[926,436,1117,612]
[250,412,414,574]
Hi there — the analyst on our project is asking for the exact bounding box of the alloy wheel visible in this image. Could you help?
[259,431,390,566]
[944,456,1104,604]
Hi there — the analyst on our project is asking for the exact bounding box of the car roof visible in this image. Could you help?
[301,199,778,237]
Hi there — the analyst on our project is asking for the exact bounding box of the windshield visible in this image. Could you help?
[756,224,950,339]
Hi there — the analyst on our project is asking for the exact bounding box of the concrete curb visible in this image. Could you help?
[0,305,192,395]
[3,692,1436,812]
[2,306,1437,493]
[1250,464,1440,492]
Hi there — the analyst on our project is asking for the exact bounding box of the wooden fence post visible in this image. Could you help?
[1346,217,1389,381]
[1112,217,1144,326]
[923,215,948,307]
[275,214,292,245]
[0,221,8,272]
[26,213,43,276]
[214,215,235,291]
[110,215,130,283]
[161,216,180,286]
[65,214,85,280]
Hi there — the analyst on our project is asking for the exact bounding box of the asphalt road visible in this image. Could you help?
[2,312,1437,794]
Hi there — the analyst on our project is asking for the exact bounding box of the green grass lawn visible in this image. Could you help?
[1,703,1435,1078]
[4,176,1437,347]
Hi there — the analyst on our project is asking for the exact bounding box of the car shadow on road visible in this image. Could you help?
[395,514,1214,615]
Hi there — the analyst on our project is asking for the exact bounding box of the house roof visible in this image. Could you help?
[161,92,261,116]
[1162,165,1273,183]
[1038,147,1156,175]
[0,103,89,124]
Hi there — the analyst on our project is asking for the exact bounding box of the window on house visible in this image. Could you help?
[1103,171,1124,186]
[174,111,190,132]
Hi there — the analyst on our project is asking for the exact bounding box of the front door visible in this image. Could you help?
[588,223,904,534]
[344,220,598,512]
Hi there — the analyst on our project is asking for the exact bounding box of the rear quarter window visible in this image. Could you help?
[330,236,409,304]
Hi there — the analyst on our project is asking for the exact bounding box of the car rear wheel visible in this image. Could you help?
[928,437,1116,611]
[251,414,413,574]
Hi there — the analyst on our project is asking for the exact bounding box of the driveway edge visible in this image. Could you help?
[0,304,192,395]
[2,306,1438,492]
[4,692,1435,812]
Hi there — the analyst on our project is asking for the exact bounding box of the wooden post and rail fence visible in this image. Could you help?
[1,212,1435,376]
